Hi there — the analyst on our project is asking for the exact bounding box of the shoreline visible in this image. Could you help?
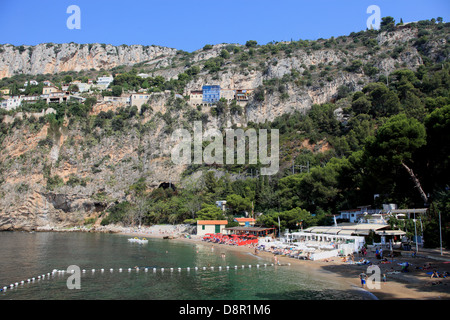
[4,225,450,300]
[173,236,450,300]
[113,226,450,300]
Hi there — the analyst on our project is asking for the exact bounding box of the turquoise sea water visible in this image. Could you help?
[0,231,369,300]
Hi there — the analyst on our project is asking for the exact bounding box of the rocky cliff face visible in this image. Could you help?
[0,43,178,79]
[0,93,186,230]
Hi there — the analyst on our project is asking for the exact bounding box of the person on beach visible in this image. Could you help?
[359,272,367,288]
[423,263,432,270]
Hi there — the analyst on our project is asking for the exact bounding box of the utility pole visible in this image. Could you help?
[439,211,443,256]
[414,209,419,254]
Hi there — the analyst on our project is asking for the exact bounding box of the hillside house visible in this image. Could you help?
[189,90,203,106]
[96,76,114,89]
[103,95,131,104]
[130,93,150,108]
[202,85,221,104]
[336,206,383,223]
[42,86,61,95]
[24,80,38,86]
[0,96,22,110]
[235,89,253,102]
[215,200,226,211]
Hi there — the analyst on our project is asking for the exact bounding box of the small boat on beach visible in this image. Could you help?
[128,237,148,244]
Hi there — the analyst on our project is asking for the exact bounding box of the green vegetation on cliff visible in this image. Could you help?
[0,18,449,247]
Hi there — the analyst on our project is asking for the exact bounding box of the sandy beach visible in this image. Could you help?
[108,224,450,300]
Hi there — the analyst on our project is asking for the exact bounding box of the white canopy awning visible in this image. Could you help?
[337,229,356,235]
[375,230,406,236]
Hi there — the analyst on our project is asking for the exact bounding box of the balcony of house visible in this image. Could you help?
[235,89,253,102]
[41,92,69,104]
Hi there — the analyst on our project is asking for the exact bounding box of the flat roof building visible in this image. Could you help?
[224,226,275,238]
[202,85,220,104]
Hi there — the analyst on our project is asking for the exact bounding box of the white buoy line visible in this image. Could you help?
[1,263,280,293]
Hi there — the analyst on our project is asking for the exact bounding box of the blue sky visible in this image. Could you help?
[1,0,449,52]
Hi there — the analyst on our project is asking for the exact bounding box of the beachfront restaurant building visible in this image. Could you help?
[224,226,276,238]
[286,231,366,256]
[196,220,228,236]
[303,222,406,248]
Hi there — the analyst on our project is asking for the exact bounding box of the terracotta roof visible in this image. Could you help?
[234,218,256,222]
[224,227,275,232]
[197,220,228,225]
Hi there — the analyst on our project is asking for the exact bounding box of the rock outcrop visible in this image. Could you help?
[0,43,178,79]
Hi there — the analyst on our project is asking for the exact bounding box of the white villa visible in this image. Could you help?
[96,76,114,89]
